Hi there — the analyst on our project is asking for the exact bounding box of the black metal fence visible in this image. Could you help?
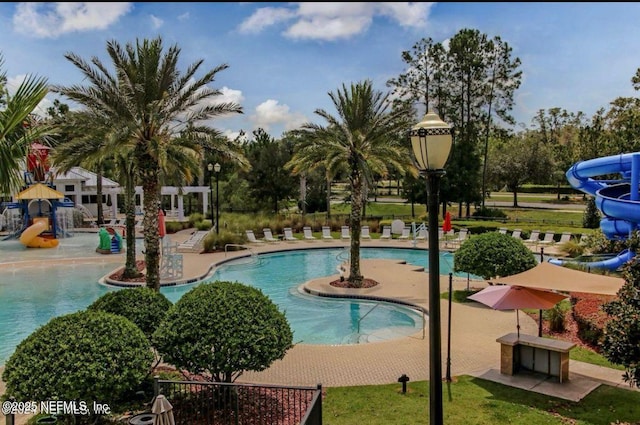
[154,377,323,425]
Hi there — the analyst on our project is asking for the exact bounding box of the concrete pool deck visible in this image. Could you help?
[161,230,636,400]
[1,230,637,425]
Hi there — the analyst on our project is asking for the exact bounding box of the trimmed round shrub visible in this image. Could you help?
[2,310,153,404]
[153,280,293,383]
[454,231,537,280]
[87,287,172,339]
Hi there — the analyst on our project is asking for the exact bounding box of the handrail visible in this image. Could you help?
[357,303,381,334]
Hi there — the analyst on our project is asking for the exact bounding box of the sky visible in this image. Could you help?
[2,2,640,140]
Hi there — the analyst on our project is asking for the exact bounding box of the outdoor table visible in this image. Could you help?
[496,332,576,383]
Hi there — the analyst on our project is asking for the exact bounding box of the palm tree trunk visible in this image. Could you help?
[139,156,161,291]
[96,164,104,226]
[348,172,363,287]
[122,169,141,279]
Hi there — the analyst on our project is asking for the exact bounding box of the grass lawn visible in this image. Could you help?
[323,375,640,424]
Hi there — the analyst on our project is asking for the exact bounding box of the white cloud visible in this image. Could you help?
[237,6,295,34]
[177,12,189,22]
[237,2,431,41]
[150,14,164,29]
[12,2,132,39]
[250,99,307,132]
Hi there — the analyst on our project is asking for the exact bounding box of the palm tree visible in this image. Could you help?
[51,37,243,290]
[287,80,413,287]
[0,54,52,197]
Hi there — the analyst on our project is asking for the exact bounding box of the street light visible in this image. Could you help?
[214,162,221,234]
[409,110,453,425]
[207,163,214,230]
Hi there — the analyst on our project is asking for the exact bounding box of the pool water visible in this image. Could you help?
[0,238,462,364]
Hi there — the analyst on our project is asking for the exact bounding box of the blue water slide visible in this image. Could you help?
[559,152,640,270]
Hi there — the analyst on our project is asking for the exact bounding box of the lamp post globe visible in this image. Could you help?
[214,162,221,234]
[409,110,452,425]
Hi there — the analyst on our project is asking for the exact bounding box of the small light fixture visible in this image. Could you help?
[398,374,410,394]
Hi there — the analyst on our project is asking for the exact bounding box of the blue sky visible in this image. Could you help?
[2,2,640,139]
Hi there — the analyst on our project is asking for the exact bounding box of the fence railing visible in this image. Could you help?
[154,377,322,425]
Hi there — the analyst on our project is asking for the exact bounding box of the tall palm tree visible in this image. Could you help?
[287,80,413,287]
[51,37,243,290]
[0,54,52,196]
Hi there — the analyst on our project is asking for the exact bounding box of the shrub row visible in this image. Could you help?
[571,291,616,347]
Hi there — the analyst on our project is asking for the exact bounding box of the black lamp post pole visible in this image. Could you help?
[208,172,213,227]
[215,171,220,235]
[426,169,444,425]
[446,272,453,382]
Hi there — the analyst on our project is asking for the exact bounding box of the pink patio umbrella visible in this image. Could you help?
[468,285,568,337]
[442,211,452,233]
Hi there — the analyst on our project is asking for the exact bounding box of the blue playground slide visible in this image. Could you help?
[549,152,640,270]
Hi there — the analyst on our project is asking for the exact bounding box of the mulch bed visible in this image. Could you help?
[108,260,146,283]
[329,278,379,288]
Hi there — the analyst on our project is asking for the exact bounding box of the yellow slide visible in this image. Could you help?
[19,220,59,248]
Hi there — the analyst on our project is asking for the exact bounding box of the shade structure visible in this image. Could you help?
[494,261,624,296]
[442,211,452,232]
[152,394,175,425]
[468,284,568,336]
[15,183,64,200]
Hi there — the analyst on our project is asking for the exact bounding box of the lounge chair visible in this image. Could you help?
[303,226,317,240]
[283,227,297,242]
[415,227,427,242]
[322,226,334,240]
[380,226,391,240]
[340,226,351,240]
[398,227,411,240]
[558,232,573,244]
[361,225,372,240]
[538,231,556,245]
[245,229,263,243]
[511,229,522,240]
[498,227,508,235]
[523,230,541,246]
[263,228,279,242]
[449,228,469,248]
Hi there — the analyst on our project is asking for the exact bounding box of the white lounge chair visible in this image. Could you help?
[283,227,297,242]
[398,227,411,240]
[511,229,522,240]
[415,227,427,242]
[498,227,508,235]
[449,228,469,248]
[322,226,334,240]
[263,228,279,242]
[361,225,372,240]
[246,229,263,243]
[538,231,556,245]
[303,226,317,240]
[558,231,573,244]
[340,226,351,240]
[523,230,541,246]
[380,226,391,240]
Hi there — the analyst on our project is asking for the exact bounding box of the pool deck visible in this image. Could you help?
[1,230,638,425]
[158,230,636,400]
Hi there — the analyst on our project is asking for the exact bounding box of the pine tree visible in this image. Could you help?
[583,196,601,228]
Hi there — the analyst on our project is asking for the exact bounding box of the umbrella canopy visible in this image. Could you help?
[442,211,452,232]
[152,394,175,425]
[468,285,568,336]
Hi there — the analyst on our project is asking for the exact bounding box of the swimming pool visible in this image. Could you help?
[0,237,461,364]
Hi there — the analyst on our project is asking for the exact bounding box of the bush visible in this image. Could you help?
[471,207,507,219]
[153,281,293,383]
[87,287,172,339]
[546,304,566,332]
[571,292,615,347]
[558,239,585,258]
[583,196,601,229]
[1,310,153,408]
[453,232,537,280]
[202,230,248,252]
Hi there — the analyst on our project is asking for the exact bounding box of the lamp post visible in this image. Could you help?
[214,162,221,234]
[207,163,214,230]
[410,110,453,425]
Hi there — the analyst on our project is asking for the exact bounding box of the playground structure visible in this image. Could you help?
[96,226,123,254]
[2,144,75,248]
[550,152,640,270]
